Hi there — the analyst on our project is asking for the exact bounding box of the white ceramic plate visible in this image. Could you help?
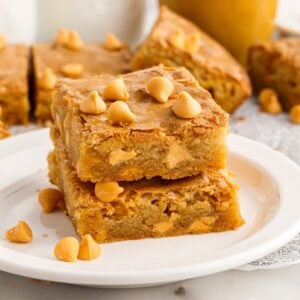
[0,129,300,288]
[276,0,300,36]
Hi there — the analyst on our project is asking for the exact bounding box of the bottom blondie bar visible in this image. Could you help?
[48,137,244,243]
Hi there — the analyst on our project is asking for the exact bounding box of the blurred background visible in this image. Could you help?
[0,0,299,64]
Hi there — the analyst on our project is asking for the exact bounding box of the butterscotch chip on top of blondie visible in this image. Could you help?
[51,65,228,183]
[248,38,300,111]
[32,29,132,123]
[48,136,244,243]
[131,6,251,113]
[0,37,29,124]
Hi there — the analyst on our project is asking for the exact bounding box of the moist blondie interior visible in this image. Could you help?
[48,135,244,243]
[51,65,228,183]
[131,6,251,113]
[0,44,30,124]
[248,38,300,111]
[33,40,131,123]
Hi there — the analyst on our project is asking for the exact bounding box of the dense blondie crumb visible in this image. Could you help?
[51,65,228,182]
[0,44,30,124]
[48,136,244,243]
[131,6,251,113]
[32,32,132,123]
[248,38,300,111]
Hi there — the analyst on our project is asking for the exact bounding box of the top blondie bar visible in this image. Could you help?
[131,6,251,113]
[52,65,228,182]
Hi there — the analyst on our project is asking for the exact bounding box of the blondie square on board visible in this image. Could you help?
[0,40,30,124]
[51,65,228,183]
[131,6,251,113]
[248,38,300,111]
[32,29,132,122]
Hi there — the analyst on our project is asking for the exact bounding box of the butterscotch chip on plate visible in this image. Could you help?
[78,234,101,260]
[5,220,33,243]
[54,237,79,262]
[38,188,64,213]
[48,138,244,243]
[248,38,300,111]
[51,65,228,182]
[0,38,30,124]
[131,6,251,113]
[32,29,131,123]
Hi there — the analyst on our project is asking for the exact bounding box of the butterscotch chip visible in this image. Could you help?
[38,188,64,213]
[258,88,282,114]
[107,101,136,125]
[166,143,192,169]
[64,30,84,51]
[53,27,69,46]
[290,105,300,124]
[80,90,107,114]
[54,237,79,262]
[185,33,199,53]
[153,221,173,233]
[38,68,57,90]
[172,91,201,118]
[146,76,174,103]
[61,63,83,78]
[109,149,136,165]
[168,28,185,50]
[95,181,124,202]
[103,77,129,101]
[0,34,6,51]
[78,234,101,260]
[104,32,124,50]
[5,221,33,243]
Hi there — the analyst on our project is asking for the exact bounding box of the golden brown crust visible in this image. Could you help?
[33,42,132,122]
[48,136,244,243]
[248,38,300,111]
[0,45,30,124]
[131,5,251,113]
[52,65,228,182]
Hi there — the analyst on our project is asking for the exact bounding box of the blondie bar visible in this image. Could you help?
[248,38,300,111]
[48,135,244,243]
[131,6,251,113]
[0,37,29,124]
[51,65,228,182]
[32,29,131,122]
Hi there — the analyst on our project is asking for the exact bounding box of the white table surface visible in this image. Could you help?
[1,265,300,300]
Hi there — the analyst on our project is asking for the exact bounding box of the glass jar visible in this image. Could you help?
[160,0,278,65]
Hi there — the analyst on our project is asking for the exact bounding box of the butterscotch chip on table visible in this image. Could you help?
[131,6,251,113]
[32,29,131,123]
[48,138,244,243]
[0,106,10,139]
[248,38,300,111]
[51,65,228,182]
[0,38,30,124]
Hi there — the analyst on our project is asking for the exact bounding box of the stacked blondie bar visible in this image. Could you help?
[48,64,244,243]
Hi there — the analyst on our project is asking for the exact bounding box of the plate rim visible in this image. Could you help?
[0,128,300,287]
